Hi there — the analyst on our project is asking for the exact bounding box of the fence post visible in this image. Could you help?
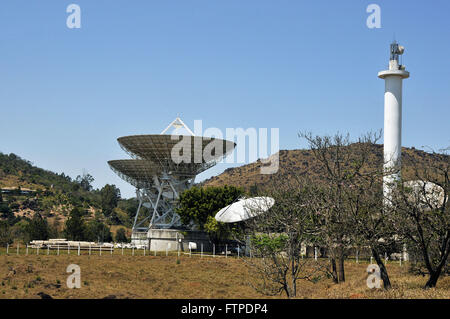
[201,244,203,258]
[177,243,180,257]
[399,255,402,266]
[17,243,19,255]
[314,247,317,261]
[47,245,50,255]
[132,247,134,256]
[121,246,123,256]
[57,245,59,256]
[225,244,228,259]
[26,244,29,255]
[356,250,359,264]
[89,244,91,256]
[110,245,113,256]
[100,245,102,256]
[213,244,215,258]
[370,256,373,264]
[68,244,70,255]
[78,244,80,256]
[6,243,9,255]
[144,246,146,256]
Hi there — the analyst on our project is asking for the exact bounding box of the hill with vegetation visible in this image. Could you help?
[1,145,447,244]
[0,152,135,244]
[202,144,448,192]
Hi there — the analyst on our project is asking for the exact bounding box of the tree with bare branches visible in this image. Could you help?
[390,148,449,288]
[238,178,323,298]
[300,131,395,289]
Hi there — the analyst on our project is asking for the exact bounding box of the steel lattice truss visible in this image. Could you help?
[108,126,236,231]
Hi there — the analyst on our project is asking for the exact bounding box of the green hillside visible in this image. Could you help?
[0,152,135,244]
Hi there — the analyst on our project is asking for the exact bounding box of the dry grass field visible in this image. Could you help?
[0,248,448,299]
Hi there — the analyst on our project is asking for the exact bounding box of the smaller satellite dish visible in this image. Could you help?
[215,197,275,223]
[403,180,445,209]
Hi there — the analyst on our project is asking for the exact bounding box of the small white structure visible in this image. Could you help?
[29,239,113,250]
[147,228,212,252]
[378,41,410,201]
[403,180,446,210]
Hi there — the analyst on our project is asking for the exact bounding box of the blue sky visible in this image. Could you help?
[1,1,449,198]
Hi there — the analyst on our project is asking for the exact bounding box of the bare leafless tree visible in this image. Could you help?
[390,148,449,289]
[300,131,395,289]
[238,177,324,298]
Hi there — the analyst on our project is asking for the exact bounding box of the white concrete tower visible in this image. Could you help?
[378,41,410,200]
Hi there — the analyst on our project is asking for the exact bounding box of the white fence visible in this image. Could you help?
[1,242,247,259]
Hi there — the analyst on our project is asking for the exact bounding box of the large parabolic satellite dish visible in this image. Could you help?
[108,118,236,235]
[215,197,275,223]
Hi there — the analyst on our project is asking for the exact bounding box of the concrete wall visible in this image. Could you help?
[148,229,213,252]
[129,229,213,252]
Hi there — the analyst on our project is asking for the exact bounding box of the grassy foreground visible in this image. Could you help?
[0,249,449,299]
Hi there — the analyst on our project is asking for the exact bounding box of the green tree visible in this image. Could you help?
[76,172,94,192]
[203,215,235,242]
[0,201,14,225]
[63,208,86,241]
[176,185,244,228]
[9,220,29,243]
[0,221,12,246]
[176,185,244,242]
[24,213,50,242]
[84,219,112,243]
[47,219,60,239]
[115,228,129,243]
[100,184,121,218]
[117,198,140,223]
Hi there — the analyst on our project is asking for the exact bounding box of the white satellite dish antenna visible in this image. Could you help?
[403,180,446,209]
[215,197,275,223]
